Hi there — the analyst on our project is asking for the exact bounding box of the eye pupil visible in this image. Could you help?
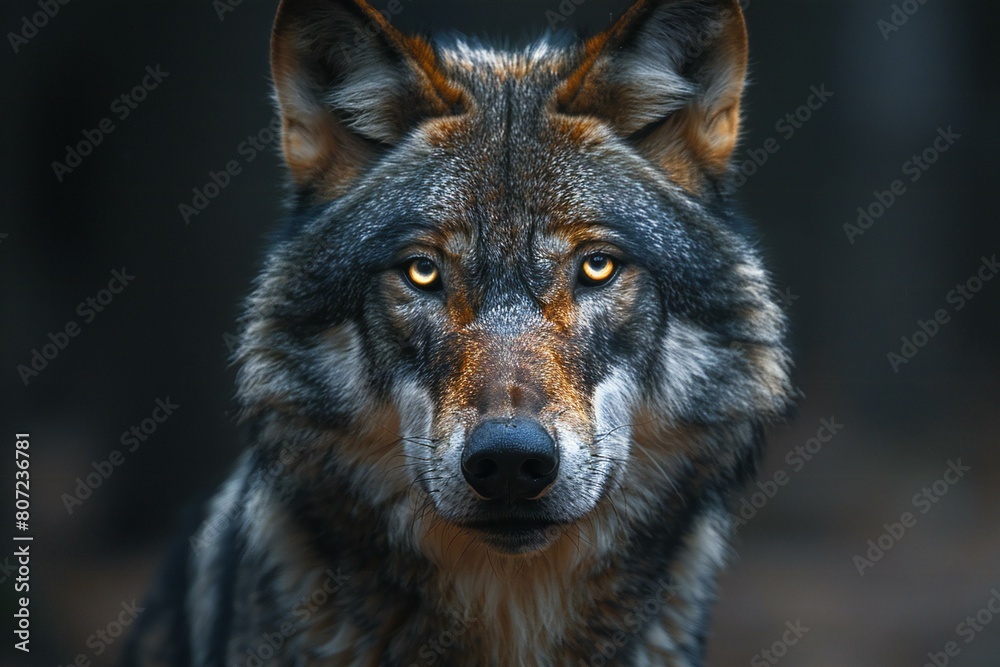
[580,253,616,286]
[406,257,440,290]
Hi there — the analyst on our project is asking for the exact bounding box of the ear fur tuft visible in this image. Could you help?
[271,0,465,199]
[556,0,749,193]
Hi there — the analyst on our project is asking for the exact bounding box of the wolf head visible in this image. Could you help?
[238,0,790,558]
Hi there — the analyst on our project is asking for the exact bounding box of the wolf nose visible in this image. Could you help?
[462,418,559,500]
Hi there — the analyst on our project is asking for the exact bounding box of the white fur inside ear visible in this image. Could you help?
[325,46,409,143]
[594,2,747,146]
[612,58,695,132]
[610,20,698,132]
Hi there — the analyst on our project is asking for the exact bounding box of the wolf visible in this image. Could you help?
[124,0,791,665]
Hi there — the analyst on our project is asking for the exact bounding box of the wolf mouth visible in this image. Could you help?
[459,508,567,552]
[462,517,559,532]
[458,515,565,553]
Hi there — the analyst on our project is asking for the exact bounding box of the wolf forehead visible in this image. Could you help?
[301,48,670,229]
[282,43,726,276]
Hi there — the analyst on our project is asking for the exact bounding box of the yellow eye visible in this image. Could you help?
[406,257,440,290]
[579,254,617,286]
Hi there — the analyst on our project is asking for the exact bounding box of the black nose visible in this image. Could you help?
[462,418,559,500]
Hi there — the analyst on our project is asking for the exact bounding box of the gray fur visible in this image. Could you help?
[125,2,791,665]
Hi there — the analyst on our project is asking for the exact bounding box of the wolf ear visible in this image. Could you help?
[271,0,464,198]
[556,0,748,193]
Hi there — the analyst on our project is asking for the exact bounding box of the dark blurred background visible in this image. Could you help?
[2,0,998,665]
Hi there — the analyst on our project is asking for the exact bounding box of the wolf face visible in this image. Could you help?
[121,2,794,664]
[237,0,787,595]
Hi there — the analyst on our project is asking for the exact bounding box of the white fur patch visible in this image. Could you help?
[325,49,408,142]
[441,39,564,77]
[657,318,718,418]
[315,322,371,414]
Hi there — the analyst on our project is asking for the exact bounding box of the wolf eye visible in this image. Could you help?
[405,257,441,290]
[579,254,617,286]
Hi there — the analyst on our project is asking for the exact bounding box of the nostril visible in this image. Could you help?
[522,457,555,478]
[470,458,499,479]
